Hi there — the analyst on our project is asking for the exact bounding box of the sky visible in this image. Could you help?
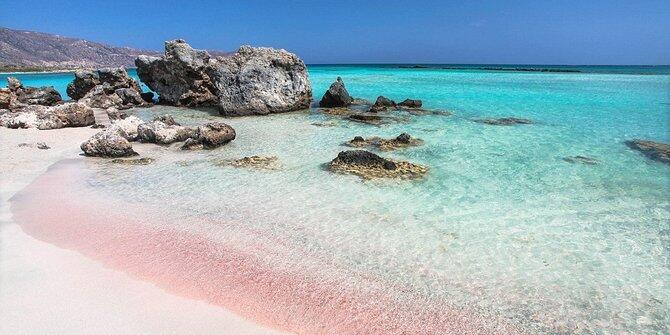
[2,0,669,65]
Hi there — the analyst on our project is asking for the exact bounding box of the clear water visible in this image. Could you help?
[8,66,670,334]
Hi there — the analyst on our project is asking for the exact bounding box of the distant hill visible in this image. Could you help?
[0,27,231,72]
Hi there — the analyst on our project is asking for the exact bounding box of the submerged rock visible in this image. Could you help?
[80,129,138,157]
[347,113,384,125]
[215,155,280,170]
[397,99,422,108]
[346,133,423,151]
[110,157,155,165]
[625,139,670,165]
[136,40,312,116]
[474,117,533,125]
[563,155,599,165]
[320,77,353,107]
[328,150,428,180]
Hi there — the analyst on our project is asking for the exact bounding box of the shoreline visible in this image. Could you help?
[0,127,287,335]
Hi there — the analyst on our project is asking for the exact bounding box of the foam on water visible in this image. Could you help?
[8,67,670,334]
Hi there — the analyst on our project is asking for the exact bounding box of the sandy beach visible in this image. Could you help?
[0,127,286,335]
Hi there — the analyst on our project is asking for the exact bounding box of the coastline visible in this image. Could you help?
[0,128,287,335]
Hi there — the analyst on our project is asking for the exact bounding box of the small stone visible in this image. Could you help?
[36,142,50,150]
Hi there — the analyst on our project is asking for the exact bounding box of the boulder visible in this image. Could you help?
[137,120,196,144]
[67,70,100,100]
[115,88,145,106]
[136,40,312,116]
[135,39,218,106]
[320,77,353,107]
[50,102,95,127]
[195,122,236,147]
[208,45,312,116]
[396,132,411,144]
[0,88,11,109]
[80,129,138,157]
[108,115,144,141]
[370,96,396,112]
[474,117,533,125]
[625,139,670,165]
[398,99,422,108]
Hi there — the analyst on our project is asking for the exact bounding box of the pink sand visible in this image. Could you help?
[10,159,524,335]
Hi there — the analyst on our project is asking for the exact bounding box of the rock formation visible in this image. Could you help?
[137,119,196,144]
[0,102,94,129]
[625,139,670,165]
[1,77,62,109]
[135,39,312,116]
[328,150,428,180]
[320,77,352,107]
[67,68,149,109]
[398,99,422,108]
[370,96,396,112]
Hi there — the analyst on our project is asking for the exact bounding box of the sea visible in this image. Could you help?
[5,65,670,334]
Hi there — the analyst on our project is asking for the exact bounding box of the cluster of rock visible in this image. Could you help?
[136,39,312,116]
[80,114,236,157]
[328,150,428,180]
[67,67,152,109]
[347,133,423,151]
[0,77,62,110]
[318,77,423,114]
[0,80,94,130]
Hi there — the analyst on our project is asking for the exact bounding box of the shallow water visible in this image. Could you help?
[9,66,670,334]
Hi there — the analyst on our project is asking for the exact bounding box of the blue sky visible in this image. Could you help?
[2,0,669,64]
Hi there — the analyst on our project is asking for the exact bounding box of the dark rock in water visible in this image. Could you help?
[328,150,428,180]
[5,77,62,107]
[111,157,155,165]
[348,113,383,125]
[396,132,411,144]
[398,99,422,108]
[370,95,396,112]
[80,129,138,157]
[563,155,599,165]
[334,150,397,170]
[136,40,312,116]
[319,77,353,107]
[346,133,423,151]
[153,114,179,126]
[140,92,154,103]
[196,122,236,148]
[625,139,670,165]
[475,117,533,126]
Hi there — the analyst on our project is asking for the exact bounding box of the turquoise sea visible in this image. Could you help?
[6,65,670,334]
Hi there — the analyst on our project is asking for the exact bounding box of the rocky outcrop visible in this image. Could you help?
[320,77,352,107]
[80,128,138,157]
[625,139,670,165]
[328,150,428,180]
[2,77,62,109]
[136,40,312,116]
[214,155,280,170]
[474,117,533,125]
[346,133,423,151]
[67,68,149,109]
[0,102,94,129]
[107,115,144,141]
[135,40,218,107]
